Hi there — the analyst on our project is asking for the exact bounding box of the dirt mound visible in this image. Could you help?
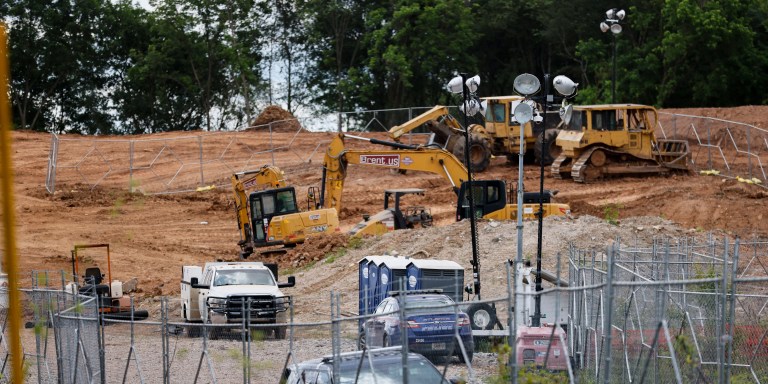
[241,233,352,271]
[250,105,302,132]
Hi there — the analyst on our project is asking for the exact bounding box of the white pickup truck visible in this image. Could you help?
[181,262,295,339]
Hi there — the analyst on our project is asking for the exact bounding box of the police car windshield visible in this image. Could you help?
[214,270,274,286]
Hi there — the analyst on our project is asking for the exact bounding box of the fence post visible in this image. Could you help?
[747,126,752,178]
[507,260,517,384]
[707,119,713,171]
[129,140,135,192]
[46,133,60,194]
[331,291,339,384]
[397,282,409,384]
[602,245,615,384]
[161,297,169,384]
[269,122,276,165]
[198,136,205,187]
[718,237,729,384]
[727,239,740,383]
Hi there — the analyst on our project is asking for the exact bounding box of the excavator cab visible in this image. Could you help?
[248,187,300,245]
[456,180,507,220]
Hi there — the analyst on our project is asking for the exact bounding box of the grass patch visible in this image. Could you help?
[324,236,365,264]
[603,203,622,225]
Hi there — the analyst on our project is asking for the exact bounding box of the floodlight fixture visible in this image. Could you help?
[478,99,488,116]
[459,98,482,116]
[552,75,578,97]
[513,73,541,96]
[513,102,533,124]
[601,8,626,104]
[465,75,481,93]
[446,76,464,94]
[559,104,573,125]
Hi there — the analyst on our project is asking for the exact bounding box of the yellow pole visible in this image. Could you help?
[0,23,24,383]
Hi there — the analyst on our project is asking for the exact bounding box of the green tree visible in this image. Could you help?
[3,0,123,133]
[117,0,265,132]
[303,0,375,117]
[658,0,768,107]
[363,0,477,109]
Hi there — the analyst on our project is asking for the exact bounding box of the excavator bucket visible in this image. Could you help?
[654,139,690,170]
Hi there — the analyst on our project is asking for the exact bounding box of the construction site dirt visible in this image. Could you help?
[6,105,768,323]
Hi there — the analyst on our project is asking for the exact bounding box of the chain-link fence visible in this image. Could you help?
[567,236,768,384]
[6,236,767,383]
[658,113,768,185]
[45,108,767,195]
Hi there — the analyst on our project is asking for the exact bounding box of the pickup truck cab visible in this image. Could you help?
[181,262,295,339]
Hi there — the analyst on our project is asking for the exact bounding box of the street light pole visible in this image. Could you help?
[601,8,625,104]
[512,73,578,329]
[532,74,550,327]
[459,73,481,300]
[612,34,617,104]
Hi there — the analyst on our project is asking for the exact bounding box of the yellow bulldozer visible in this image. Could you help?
[388,96,562,172]
[231,165,340,259]
[551,104,691,182]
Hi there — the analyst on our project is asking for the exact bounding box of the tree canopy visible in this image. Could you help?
[2,0,767,133]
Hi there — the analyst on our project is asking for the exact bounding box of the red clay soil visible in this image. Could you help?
[5,105,768,300]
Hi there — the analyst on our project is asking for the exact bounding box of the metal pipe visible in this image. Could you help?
[533,73,551,327]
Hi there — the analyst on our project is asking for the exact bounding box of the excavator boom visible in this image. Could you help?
[322,133,570,226]
[388,105,463,141]
[322,134,467,213]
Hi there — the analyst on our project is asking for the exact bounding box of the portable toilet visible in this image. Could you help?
[376,256,412,304]
[358,256,389,318]
[406,259,464,303]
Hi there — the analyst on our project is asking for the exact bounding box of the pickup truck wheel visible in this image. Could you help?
[206,317,220,340]
[274,326,287,340]
[186,325,201,338]
[357,329,367,350]
[185,317,201,338]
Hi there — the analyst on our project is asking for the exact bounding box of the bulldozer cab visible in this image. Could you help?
[456,180,507,220]
[568,105,656,133]
[248,187,300,243]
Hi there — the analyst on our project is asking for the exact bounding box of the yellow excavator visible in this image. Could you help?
[551,104,690,182]
[387,97,562,172]
[231,165,340,259]
[321,133,570,236]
